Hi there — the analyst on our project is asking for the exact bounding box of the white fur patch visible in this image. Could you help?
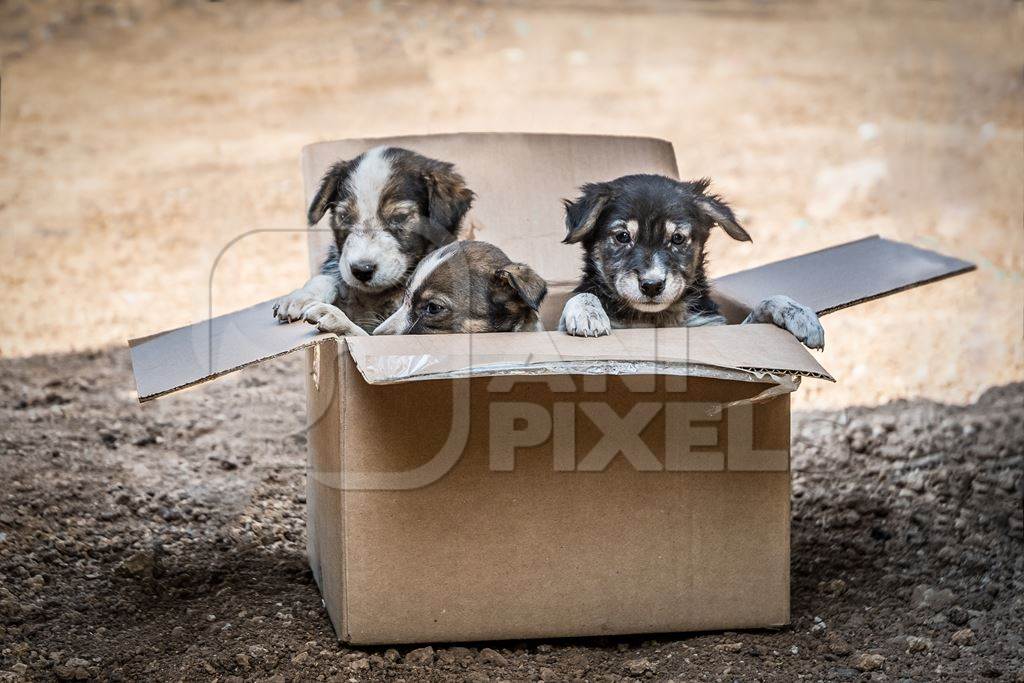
[743,294,825,350]
[346,146,391,223]
[372,303,409,335]
[629,300,673,313]
[559,293,611,337]
[336,146,410,292]
[273,275,339,322]
[408,242,458,294]
[302,302,368,336]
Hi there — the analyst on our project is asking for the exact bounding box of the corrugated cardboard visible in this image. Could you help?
[307,341,792,643]
[128,133,975,644]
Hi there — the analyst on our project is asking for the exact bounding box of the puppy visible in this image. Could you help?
[374,241,547,335]
[273,146,475,335]
[558,174,824,349]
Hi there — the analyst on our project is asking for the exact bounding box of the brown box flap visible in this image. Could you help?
[344,324,834,385]
[129,299,330,402]
[301,133,679,282]
[713,235,975,317]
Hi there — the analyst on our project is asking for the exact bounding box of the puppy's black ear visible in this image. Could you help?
[563,182,613,244]
[494,262,548,312]
[689,178,752,242]
[308,160,353,226]
[424,163,475,238]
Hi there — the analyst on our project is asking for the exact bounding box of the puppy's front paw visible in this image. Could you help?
[559,293,611,338]
[273,288,321,323]
[745,295,825,350]
[302,303,367,336]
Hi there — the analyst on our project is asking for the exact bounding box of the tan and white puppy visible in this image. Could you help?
[374,241,547,335]
[273,146,474,335]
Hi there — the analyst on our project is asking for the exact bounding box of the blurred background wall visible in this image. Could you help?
[1,0,1021,408]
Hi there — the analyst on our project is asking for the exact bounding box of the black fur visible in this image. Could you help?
[563,174,750,328]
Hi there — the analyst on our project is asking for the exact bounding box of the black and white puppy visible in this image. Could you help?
[374,241,547,335]
[558,174,824,349]
[273,146,474,335]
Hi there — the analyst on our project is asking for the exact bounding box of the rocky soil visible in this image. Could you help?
[0,348,1021,681]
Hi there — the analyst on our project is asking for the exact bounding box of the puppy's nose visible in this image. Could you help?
[640,277,665,297]
[350,261,376,283]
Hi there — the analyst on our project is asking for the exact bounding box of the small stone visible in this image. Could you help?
[905,636,932,653]
[539,666,557,681]
[348,657,370,671]
[235,653,251,669]
[851,653,886,672]
[11,663,27,676]
[383,648,400,663]
[714,642,743,653]
[826,632,853,656]
[811,621,827,637]
[624,658,654,675]
[819,579,848,596]
[55,657,91,680]
[950,628,975,646]
[291,651,310,665]
[404,646,435,666]
[478,647,507,666]
[118,551,156,579]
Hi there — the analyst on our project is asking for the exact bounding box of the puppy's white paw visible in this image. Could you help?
[559,293,612,338]
[273,288,322,323]
[744,295,825,350]
[301,303,367,336]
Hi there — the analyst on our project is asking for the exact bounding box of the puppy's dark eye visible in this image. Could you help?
[389,212,410,226]
[425,301,445,315]
[614,230,631,244]
[671,232,686,245]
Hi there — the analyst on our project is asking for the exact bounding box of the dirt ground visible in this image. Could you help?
[1,2,1023,682]
[0,349,1021,681]
[1,0,1022,408]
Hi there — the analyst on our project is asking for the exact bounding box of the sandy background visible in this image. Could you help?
[1,0,1021,408]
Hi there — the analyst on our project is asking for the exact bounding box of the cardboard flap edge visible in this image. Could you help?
[345,325,834,385]
[129,300,336,402]
[713,235,975,317]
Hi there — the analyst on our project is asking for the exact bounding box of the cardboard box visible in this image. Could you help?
[129,133,973,644]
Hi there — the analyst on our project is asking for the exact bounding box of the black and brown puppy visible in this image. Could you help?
[373,241,547,335]
[273,146,474,335]
[559,174,824,348]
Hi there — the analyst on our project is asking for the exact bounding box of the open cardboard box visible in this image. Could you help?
[129,133,973,645]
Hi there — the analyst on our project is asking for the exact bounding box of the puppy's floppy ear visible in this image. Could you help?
[423,162,475,238]
[494,262,548,312]
[308,160,353,226]
[688,178,752,242]
[563,182,613,244]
